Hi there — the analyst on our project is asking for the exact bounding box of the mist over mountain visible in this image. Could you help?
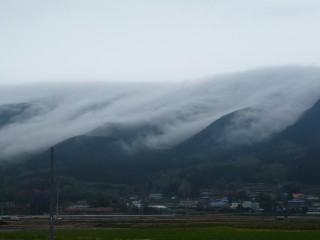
[1,66,320,206]
[1,66,320,162]
[18,88,320,195]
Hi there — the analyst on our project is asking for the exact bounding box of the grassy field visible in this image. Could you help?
[1,215,320,240]
[1,227,320,240]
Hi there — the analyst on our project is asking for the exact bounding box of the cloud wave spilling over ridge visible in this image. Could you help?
[0,66,320,160]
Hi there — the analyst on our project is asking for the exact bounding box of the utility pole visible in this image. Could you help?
[50,146,55,240]
[56,177,60,220]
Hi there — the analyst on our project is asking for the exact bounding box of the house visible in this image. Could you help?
[242,201,260,211]
[131,200,143,208]
[306,195,320,202]
[67,201,90,211]
[292,193,305,200]
[149,193,163,200]
[179,200,198,208]
[148,205,167,210]
[230,202,241,209]
[210,201,229,209]
[287,199,307,213]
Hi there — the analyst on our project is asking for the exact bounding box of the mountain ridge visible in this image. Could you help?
[19,97,320,184]
[1,96,320,207]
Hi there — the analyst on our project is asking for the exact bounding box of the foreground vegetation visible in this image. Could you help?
[1,227,320,240]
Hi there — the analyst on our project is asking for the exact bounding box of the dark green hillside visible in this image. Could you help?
[169,108,257,163]
[269,98,320,147]
[2,98,320,204]
[162,98,320,188]
[18,97,320,187]
[24,122,168,183]
[259,98,320,182]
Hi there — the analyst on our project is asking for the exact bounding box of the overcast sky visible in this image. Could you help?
[1,0,320,85]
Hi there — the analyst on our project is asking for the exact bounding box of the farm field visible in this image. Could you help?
[1,215,320,240]
[1,227,320,240]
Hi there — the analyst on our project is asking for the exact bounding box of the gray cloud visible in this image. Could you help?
[0,66,320,160]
